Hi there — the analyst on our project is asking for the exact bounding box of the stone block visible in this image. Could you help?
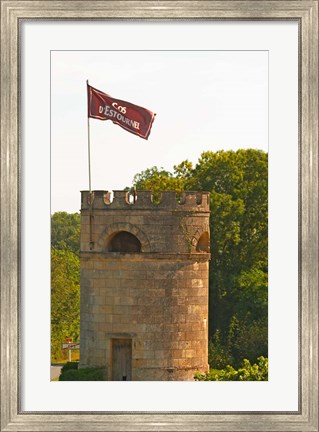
[93,279,106,289]
[171,349,186,359]
[104,296,115,305]
[113,314,132,324]
[92,313,107,323]
[112,323,131,333]
[92,295,106,306]
[97,322,113,332]
[132,358,149,369]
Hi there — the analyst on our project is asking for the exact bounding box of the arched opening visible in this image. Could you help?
[196,232,210,252]
[108,231,141,253]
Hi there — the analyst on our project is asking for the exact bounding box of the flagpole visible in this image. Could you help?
[86,79,92,193]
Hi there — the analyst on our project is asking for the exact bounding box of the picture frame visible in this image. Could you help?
[1,1,318,431]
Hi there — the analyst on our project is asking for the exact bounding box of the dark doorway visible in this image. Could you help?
[111,339,132,381]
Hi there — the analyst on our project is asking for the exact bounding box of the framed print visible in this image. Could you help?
[1,1,318,431]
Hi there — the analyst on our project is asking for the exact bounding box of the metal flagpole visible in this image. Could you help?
[86,79,92,193]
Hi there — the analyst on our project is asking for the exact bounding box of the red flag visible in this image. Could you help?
[87,84,156,140]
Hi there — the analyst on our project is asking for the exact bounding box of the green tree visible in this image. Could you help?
[132,165,190,203]
[187,150,268,366]
[51,248,80,362]
[51,212,80,255]
[133,162,194,192]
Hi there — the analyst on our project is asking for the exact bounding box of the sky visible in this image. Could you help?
[51,50,268,213]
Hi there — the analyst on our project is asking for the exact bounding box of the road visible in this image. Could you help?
[51,364,62,380]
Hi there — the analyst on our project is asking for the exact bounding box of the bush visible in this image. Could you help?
[194,356,268,381]
[61,361,79,373]
[59,366,104,381]
[59,369,80,381]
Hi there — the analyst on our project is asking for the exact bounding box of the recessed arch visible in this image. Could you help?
[96,222,151,253]
[108,231,141,253]
[195,232,210,252]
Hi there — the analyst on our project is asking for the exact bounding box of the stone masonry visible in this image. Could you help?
[80,190,210,380]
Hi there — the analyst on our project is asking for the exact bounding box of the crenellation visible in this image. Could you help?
[95,190,110,208]
[81,190,210,211]
[134,190,153,207]
[156,190,177,208]
[112,190,131,207]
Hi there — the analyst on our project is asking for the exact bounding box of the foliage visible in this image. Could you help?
[133,164,192,203]
[59,367,104,381]
[208,331,233,369]
[188,150,268,351]
[51,212,80,255]
[227,316,268,367]
[194,357,268,381]
[61,361,79,373]
[51,248,80,362]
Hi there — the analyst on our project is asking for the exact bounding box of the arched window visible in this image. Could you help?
[196,232,210,252]
[108,231,141,253]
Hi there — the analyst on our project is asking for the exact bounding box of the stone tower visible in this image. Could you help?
[80,190,210,381]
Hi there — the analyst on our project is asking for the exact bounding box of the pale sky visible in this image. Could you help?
[51,50,268,214]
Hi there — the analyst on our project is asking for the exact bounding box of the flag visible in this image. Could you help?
[87,84,156,140]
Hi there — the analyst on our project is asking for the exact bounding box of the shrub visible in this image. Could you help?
[59,369,79,381]
[194,356,268,381]
[61,361,79,373]
[59,367,104,381]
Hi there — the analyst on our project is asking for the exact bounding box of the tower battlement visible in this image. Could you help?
[81,190,210,211]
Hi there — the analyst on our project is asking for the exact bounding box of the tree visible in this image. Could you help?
[180,150,268,366]
[51,248,80,362]
[133,163,193,193]
[51,212,80,255]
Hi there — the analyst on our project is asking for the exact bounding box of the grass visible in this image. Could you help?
[52,350,80,364]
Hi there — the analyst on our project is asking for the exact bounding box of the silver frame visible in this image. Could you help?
[1,1,318,431]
